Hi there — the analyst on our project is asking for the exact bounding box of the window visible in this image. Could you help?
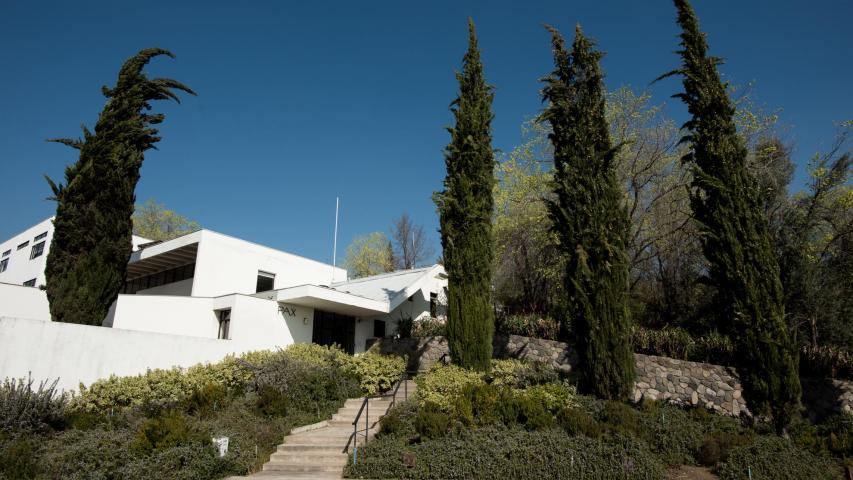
[255,271,275,293]
[29,242,45,260]
[34,232,47,241]
[17,241,29,250]
[430,292,438,317]
[0,258,7,273]
[2,250,10,257]
[121,262,195,294]
[217,310,231,340]
[23,279,36,287]
[373,319,386,338]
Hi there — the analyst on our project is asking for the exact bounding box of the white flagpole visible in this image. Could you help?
[332,197,339,283]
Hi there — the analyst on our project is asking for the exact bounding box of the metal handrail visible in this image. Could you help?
[344,370,415,457]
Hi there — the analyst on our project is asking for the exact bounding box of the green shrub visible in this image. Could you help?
[344,425,666,479]
[131,410,209,455]
[39,427,139,479]
[514,394,554,430]
[488,359,558,388]
[716,436,841,480]
[598,400,640,435]
[520,382,578,413]
[495,314,559,341]
[119,443,235,480]
[557,407,602,438]
[0,376,68,434]
[354,353,406,396]
[414,402,450,439]
[697,430,749,466]
[411,317,446,337]
[415,364,484,413]
[255,386,290,417]
[282,343,356,375]
[184,383,227,417]
[0,433,40,479]
[249,350,360,414]
[74,368,193,414]
[635,402,706,467]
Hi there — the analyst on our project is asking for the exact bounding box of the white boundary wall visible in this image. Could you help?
[0,316,289,392]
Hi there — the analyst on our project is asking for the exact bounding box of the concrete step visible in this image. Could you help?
[227,471,342,479]
[276,444,347,454]
[269,451,347,463]
[263,463,344,473]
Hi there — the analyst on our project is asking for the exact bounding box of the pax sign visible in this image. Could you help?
[278,305,297,317]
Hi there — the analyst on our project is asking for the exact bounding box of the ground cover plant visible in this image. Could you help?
[345,360,849,479]
[0,344,405,480]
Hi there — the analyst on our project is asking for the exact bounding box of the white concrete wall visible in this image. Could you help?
[228,297,314,347]
[0,316,251,392]
[106,294,220,338]
[0,217,53,288]
[191,231,347,297]
[0,282,51,320]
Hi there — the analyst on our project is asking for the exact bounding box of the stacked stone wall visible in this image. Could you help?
[372,334,853,418]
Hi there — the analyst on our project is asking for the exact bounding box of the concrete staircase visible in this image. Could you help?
[227,379,416,480]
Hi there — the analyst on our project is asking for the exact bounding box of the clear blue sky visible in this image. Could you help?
[1,1,850,265]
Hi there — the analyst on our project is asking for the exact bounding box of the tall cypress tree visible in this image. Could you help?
[46,49,194,325]
[436,19,495,371]
[663,0,800,426]
[541,25,634,400]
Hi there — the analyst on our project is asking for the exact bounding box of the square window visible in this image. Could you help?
[0,258,8,273]
[373,319,386,338]
[256,271,275,293]
[29,242,45,260]
[23,278,36,287]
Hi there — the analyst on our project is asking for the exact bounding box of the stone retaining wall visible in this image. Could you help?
[372,335,853,419]
[634,353,746,416]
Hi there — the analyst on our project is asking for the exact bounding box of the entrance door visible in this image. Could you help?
[312,310,356,354]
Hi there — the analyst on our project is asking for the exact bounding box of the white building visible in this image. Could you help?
[0,218,446,390]
[0,216,150,288]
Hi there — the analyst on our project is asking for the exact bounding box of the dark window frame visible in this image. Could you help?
[17,241,29,250]
[122,262,195,294]
[29,241,45,260]
[255,271,275,293]
[23,278,36,287]
[217,310,231,340]
[0,258,8,273]
[2,250,10,257]
[430,292,438,317]
[34,232,47,241]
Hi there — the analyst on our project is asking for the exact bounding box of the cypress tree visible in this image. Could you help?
[541,25,635,400]
[46,49,194,325]
[663,0,800,426]
[436,19,495,371]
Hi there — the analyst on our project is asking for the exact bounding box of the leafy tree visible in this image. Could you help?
[541,25,634,400]
[777,122,852,348]
[390,213,435,269]
[45,49,194,325]
[435,19,496,372]
[343,232,396,278]
[663,0,800,427]
[493,120,563,314]
[132,199,200,241]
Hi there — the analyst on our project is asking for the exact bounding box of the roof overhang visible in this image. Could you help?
[254,285,389,317]
[125,242,199,280]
